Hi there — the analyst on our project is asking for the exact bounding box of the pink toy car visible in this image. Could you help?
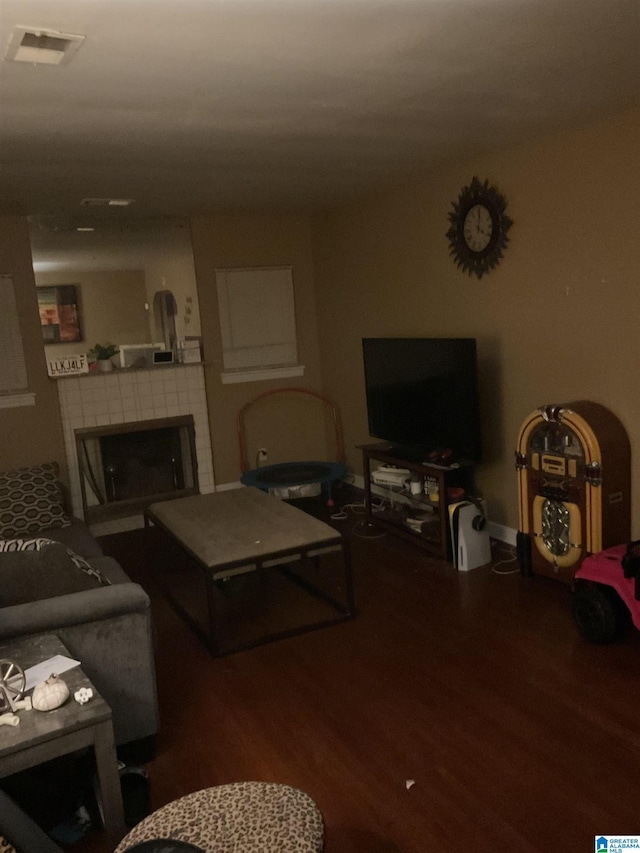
[572,543,640,643]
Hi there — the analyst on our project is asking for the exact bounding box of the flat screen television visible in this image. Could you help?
[362,337,482,463]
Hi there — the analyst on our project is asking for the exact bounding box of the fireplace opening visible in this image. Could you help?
[75,416,199,524]
[101,427,186,502]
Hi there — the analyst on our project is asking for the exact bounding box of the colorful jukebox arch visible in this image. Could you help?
[516,401,631,584]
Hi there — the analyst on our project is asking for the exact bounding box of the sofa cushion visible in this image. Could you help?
[0,462,71,539]
[39,517,104,559]
[0,537,111,585]
[88,555,132,585]
[0,539,110,607]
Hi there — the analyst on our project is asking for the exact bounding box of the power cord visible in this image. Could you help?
[330,501,368,521]
[331,499,388,539]
[491,541,519,575]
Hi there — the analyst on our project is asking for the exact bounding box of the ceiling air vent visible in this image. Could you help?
[5,26,85,66]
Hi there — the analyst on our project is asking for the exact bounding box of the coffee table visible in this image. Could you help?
[0,633,125,842]
[145,488,355,656]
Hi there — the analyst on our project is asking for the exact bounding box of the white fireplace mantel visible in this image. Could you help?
[56,364,215,534]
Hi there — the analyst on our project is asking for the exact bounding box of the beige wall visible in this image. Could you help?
[312,108,640,534]
[144,238,201,342]
[190,213,327,486]
[4,109,637,523]
[36,269,151,360]
[0,218,66,478]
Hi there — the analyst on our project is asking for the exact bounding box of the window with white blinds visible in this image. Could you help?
[215,266,304,384]
[0,274,34,408]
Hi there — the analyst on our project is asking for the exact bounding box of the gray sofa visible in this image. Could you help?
[0,517,159,752]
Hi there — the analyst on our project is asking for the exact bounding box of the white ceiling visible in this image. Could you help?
[1,0,638,220]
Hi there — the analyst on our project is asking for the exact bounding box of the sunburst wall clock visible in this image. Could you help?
[446,177,513,279]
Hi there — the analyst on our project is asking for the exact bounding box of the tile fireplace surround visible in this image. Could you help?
[56,364,215,535]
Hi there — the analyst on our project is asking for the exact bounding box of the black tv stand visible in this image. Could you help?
[358,443,474,561]
[386,444,461,467]
[385,444,430,464]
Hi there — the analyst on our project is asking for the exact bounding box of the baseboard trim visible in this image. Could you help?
[487,522,517,547]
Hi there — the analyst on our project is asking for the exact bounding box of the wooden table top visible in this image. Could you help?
[147,488,342,571]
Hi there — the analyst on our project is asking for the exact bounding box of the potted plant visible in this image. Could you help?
[90,342,119,373]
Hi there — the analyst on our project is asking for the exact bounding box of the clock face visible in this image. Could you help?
[446,177,513,279]
[463,204,493,253]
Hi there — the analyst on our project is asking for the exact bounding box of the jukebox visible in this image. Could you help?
[516,401,631,584]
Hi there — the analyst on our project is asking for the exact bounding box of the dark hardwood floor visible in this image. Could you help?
[72,490,640,853]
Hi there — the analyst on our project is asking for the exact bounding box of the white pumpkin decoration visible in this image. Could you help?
[32,674,70,711]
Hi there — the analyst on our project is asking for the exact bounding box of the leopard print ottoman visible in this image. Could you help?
[115,782,324,853]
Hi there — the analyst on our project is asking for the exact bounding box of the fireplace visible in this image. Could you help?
[55,363,214,531]
[75,416,199,524]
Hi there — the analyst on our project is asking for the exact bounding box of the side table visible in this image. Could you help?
[0,633,125,843]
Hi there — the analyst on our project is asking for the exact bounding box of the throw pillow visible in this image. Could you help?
[0,462,70,539]
[0,537,111,585]
[0,539,111,607]
[0,537,54,552]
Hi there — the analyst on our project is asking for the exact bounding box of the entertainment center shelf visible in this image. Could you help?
[358,443,473,561]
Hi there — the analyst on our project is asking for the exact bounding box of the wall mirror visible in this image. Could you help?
[29,215,201,364]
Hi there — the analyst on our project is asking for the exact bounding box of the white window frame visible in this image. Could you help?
[215,266,304,385]
[0,275,35,409]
